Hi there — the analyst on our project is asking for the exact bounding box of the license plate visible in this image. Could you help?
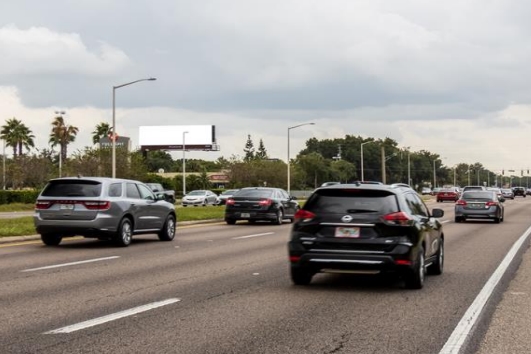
[240,213,250,218]
[335,227,360,238]
[469,203,483,209]
[60,204,74,210]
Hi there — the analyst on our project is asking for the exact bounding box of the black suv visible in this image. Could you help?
[288,183,445,289]
[513,186,526,198]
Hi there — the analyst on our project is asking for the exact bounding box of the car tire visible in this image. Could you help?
[225,218,236,225]
[202,200,207,207]
[158,214,176,241]
[115,217,133,247]
[290,266,313,285]
[404,246,425,289]
[494,215,501,224]
[274,209,284,225]
[427,240,444,275]
[41,233,62,246]
[454,217,461,223]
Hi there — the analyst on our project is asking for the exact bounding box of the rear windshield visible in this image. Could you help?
[235,189,274,198]
[41,180,102,197]
[305,189,399,214]
[462,191,494,200]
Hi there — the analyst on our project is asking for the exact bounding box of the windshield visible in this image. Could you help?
[188,190,206,196]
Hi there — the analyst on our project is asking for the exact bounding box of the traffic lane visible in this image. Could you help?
[2,206,531,353]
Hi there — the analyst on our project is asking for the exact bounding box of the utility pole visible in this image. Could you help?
[381,145,386,184]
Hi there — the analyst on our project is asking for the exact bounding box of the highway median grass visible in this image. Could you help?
[0,204,227,238]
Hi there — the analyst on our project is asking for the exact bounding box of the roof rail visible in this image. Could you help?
[390,183,412,189]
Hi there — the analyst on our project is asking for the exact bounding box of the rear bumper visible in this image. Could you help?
[33,213,118,237]
[225,210,277,221]
[454,207,499,219]
[288,241,415,274]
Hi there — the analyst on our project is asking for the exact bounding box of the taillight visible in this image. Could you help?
[226,198,235,206]
[258,198,272,206]
[294,209,316,221]
[485,201,498,207]
[456,200,467,206]
[35,200,53,209]
[383,211,411,225]
[289,256,301,263]
[82,201,111,210]
[395,259,412,266]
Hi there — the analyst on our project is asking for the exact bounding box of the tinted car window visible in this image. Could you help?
[126,183,141,199]
[462,191,494,200]
[305,189,399,214]
[138,184,155,200]
[108,183,122,197]
[41,180,102,197]
[236,189,274,198]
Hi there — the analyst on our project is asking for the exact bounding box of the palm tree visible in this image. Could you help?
[49,116,79,162]
[92,122,112,145]
[0,118,35,157]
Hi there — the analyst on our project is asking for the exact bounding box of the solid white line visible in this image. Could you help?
[232,232,275,240]
[45,298,181,334]
[439,225,531,354]
[22,256,120,272]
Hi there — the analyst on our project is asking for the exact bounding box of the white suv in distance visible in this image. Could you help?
[34,177,176,247]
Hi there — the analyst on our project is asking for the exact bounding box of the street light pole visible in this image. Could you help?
[54,110,66,177]
[433,159,437,189]
[112,77,156,178]
[2,138,5,190]
[361,141,375,182]
[182,131,188,196]
[287,122,315,194]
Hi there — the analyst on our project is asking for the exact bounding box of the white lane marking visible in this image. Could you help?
[439,225,531,354]
[45,298,181,334]
[232,232,274,240]
[22,256,120,272]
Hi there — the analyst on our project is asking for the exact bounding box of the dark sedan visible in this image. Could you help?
[224,187,299,225]
[454,190,504,223]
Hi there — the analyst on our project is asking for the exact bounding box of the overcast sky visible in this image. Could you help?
[1,0,531,173]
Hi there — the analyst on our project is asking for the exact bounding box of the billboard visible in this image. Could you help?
[138,125,218,151]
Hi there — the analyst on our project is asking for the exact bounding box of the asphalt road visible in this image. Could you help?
[1,198,530,354]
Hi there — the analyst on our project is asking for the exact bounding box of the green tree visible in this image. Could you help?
[243,134,255,161]
[49,116,79,162]
[255,139,268,159]
[0,118,35,157]
[145,150,174,172]
[92,122,112,145]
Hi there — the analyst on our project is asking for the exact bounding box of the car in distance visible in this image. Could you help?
[224,187,299,225]
[181,190,219,207]
[462,185,487,193]
[34,177,176,247]
[501,188,514,200]
[288,183,445,289]
[421,187,432,195]
[216,189,240,205]
[436,187,459,202]
[454,190,504,223]
[513,186,526,198]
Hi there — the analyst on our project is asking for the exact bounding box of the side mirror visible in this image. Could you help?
[432,208,444,218]
[156,193,165,201]
[290,195,298,200]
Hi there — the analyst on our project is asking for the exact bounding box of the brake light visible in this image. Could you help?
[258,198,272,206]
[82,201,111,210]
[226,198,235,206]
[383,212,411,225]
[456,200,467,206]
[294,209,316,221]
[485,201,498,207]
[35,200,54,209]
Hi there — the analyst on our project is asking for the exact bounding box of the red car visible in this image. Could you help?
[436,188,460,202]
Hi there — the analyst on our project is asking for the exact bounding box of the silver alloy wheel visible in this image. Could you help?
[419,250,425,285]
[439,242,444,271]
[121,220,132,245]
[167,217,175,239]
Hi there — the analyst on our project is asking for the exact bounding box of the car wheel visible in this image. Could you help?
[115,217,133,247]
[225,218,236,225]
[454,217,461,223]
[41,233,62,246]
[290,266,313,285]
[274,209,284,225]
[494,215,501,223]
[158,214,176,241]
[404,246,425,289]
[427,239,444,275]
[202,200,207,207]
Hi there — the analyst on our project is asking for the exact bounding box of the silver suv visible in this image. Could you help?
[34,177,177,247]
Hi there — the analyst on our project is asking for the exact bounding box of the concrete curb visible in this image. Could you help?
[0,219,224,245]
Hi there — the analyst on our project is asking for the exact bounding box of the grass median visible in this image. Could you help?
[0,204,227,238]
